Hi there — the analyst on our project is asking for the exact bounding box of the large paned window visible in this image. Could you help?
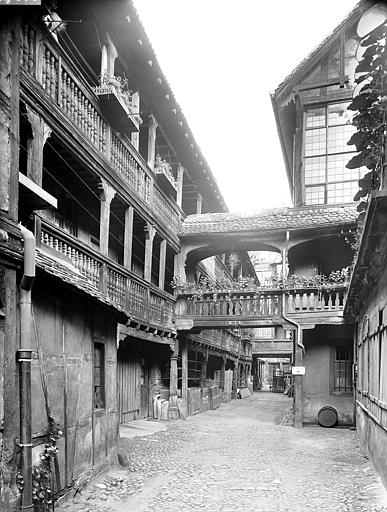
[334,344,353,392]
[303,102,364,205]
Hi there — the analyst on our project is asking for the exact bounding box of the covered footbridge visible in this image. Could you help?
[175,204,357,332]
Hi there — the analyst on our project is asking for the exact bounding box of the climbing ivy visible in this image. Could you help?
[17,417,63,512]
[347,21,387,221]
[32,418,62,511]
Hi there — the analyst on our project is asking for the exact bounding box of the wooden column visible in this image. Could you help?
[25,106,52,186]
[168,339,179,420]
[232,361,238,399]
[99,179,116,256]
[200,348,208,388]
[0,15,20,221]
[158,239,167,290]
[196,193,202,214]
[176,164,184,209]
[181,337,188,401]
[147,114,158,170]
[219,356,226,390]
[131,131,139,151]
[123,206,134,269]
[144,223,156,282]
[294,330,304,428]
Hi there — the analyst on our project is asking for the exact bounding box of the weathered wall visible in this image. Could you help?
[0,10,21,511]
[303,326,354,425]
[31,281,118,495]
[355,264,387,489]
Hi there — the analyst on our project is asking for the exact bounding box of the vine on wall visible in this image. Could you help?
[347,21,387,222]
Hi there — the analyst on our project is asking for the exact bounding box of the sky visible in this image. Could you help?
[133,0,358,213]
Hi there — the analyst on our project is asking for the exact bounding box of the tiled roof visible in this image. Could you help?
[180,205,358,236]
[36,249,127,318]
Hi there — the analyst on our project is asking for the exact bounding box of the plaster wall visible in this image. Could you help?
[303,328,353,425]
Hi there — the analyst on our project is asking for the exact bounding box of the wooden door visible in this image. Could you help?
[118,356,140,423]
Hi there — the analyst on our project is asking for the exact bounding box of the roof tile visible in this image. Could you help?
[180,205,358,236]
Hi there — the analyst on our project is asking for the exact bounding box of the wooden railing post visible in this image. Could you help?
[99,263,108,295]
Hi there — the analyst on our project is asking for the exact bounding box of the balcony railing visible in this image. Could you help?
[40,220,175,330]
[176,290,282,318]
[20,23,180,236]
[286,286,346,313]
[174,282,347,330]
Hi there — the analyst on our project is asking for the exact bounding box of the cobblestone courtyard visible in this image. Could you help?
[58,393,387,512]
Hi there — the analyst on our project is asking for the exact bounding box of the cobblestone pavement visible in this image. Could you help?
[58,392,387,512]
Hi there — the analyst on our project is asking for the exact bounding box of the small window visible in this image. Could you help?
[334,344,353,392]
[94,342,105,409]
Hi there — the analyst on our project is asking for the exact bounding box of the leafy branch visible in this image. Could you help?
[347,22,387,222]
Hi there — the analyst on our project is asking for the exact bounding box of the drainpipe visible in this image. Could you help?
[17,223,35,512]
[281,231,304,428]
[281,231,305,355]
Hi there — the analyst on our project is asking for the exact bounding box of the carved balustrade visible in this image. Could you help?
[20,23,180,235]
[40,221,175,330]
[177,290,281,318]
[286,286,346,313]
[175,284,347,327]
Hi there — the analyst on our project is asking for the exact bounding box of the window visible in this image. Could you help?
[334,344,353,392]
[254,328,275,339]
[303,102,365,205]
[93,342,105,409]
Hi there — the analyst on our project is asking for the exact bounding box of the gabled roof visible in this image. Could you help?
[272,0,368,100]
[180,204,358,236]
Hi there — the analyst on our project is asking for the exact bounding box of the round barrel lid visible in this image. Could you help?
[318,406,338,428]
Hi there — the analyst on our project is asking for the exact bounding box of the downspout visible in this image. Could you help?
[17,223,35,512]
[281,231,304,428]
[281,231,305,354]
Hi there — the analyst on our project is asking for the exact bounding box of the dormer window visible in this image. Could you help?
[303,102,365,205]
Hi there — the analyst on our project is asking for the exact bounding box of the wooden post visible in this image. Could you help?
[294,330,304,428]
[219,356,226,390]
[144,223,156,282]
[232,360,238,399]
[99,179,115,256]
[181,337,188,401]
[123,206,134,269]
[147,114,158,170]
[0,14,20,220]
[196,193,202,214]
[168,339,179,420]
[176,164,184,208]
[25,106,52,186]
[158,239,167,290]
[201,348,208,388]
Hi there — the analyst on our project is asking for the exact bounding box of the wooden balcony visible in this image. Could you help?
[93,83,141,133]
[174,284,348,332]
[190,329,246,358]
[20,23,180,238]
[285,285,347,325]
[175,290,283,331]
[40,220,175,331]
[154,156,177,198]
[252,340,293,357]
